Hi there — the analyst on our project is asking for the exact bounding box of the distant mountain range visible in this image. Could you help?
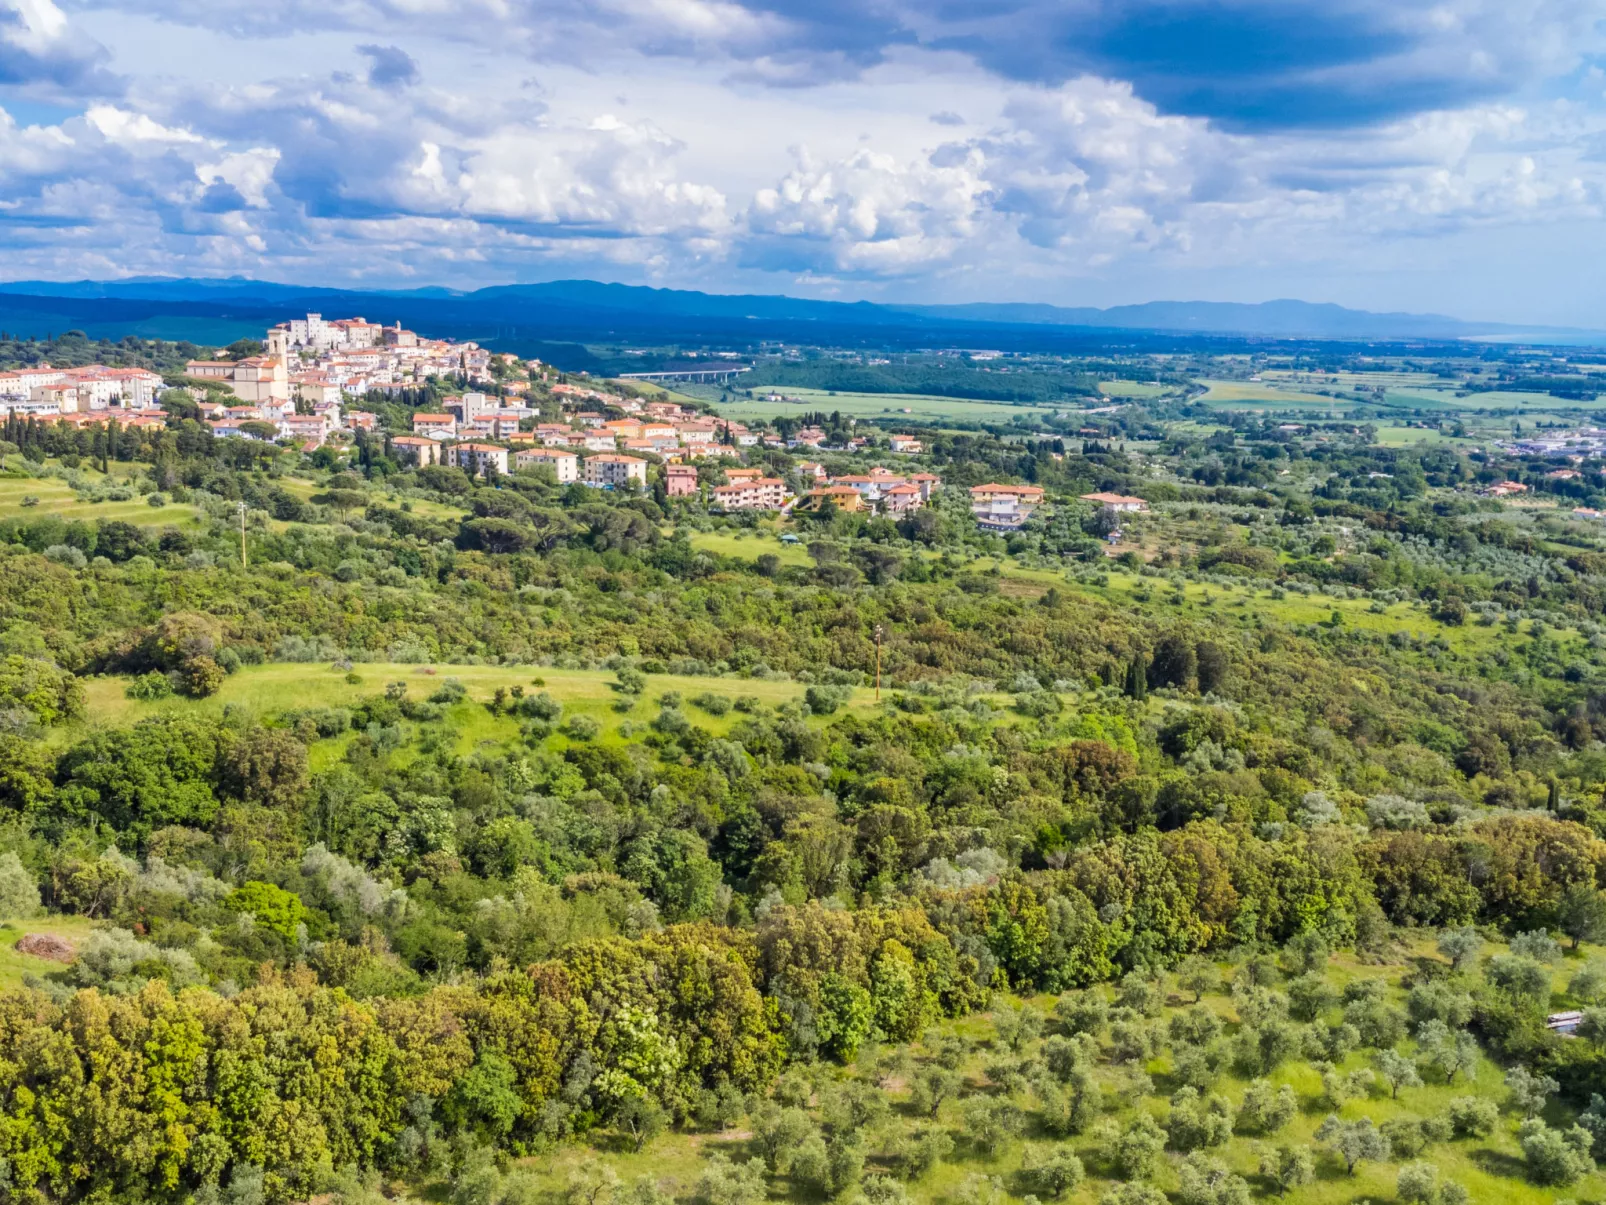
[0,277,1597,356]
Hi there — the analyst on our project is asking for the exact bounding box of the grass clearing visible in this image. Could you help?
[0,475,201,528]
[686,529,813,567]
[717,388,1064,427]
[1097,380,1169,399]
[72,663,878,753]
[0,916,97,991]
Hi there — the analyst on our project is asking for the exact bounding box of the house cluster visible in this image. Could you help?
[188,312,491,415]
[795,467,942,514]
[0,363,167,428]
[267,313,493,397]
[1501,430,1606,460]
[785,426,872,452]
[1481,480,1529,498]
[970,482,1046,531]
[388,392,772,487]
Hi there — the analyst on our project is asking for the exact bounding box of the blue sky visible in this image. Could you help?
[0,0,1604,322]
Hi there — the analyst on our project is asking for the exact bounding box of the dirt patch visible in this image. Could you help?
[997,578,1049,599]
[16,933,75,962]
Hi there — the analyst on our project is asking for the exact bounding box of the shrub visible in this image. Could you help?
[428,678,467,704]
[690,692,732,716]
[0,851,39,922]
[1519,1119,1596,1186]
[1446,1096,1498,1139]
[176,655,225,698]
[805,684,852,715]
[126,671,174,701]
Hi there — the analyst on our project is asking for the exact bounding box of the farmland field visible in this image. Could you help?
[71,661,876,751]
[496,935,1606,1205]
[1195,380,1351,409]
[717,387,1064,426]
[0,473,201,527]
[1097,380,1169,398]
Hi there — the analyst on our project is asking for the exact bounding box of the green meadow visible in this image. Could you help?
[71,662,879,767]
[0,473,201,527]
[717,388,1063,427]
[0,917,97,991]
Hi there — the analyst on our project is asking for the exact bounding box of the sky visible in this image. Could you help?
[0,0,1605,323]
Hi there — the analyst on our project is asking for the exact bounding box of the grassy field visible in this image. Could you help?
[1372,426,1474,448]
[717,389,1063,427]
[1097,381,1169,399]
[1195,381,1355,410]
[0,916,97,990]
[72,663,879,762]
[603,381,708,407]
[0,474,202,528]
[687,529,813,567]
[499,935,1605,1205]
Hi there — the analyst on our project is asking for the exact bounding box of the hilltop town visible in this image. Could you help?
[1,312,1149,531]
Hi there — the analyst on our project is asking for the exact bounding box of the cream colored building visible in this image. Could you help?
[583,454,647,488]
[515,447,579,482]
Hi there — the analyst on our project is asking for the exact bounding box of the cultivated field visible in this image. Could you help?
[718,388,1064,426]
[0,473,201,527]
[499,935,1606,1205]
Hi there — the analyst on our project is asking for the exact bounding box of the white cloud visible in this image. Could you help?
[0,0,1602,313]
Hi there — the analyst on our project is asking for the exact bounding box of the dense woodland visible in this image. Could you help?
[0,349,1605,1205]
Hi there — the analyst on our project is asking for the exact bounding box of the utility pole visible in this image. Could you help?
[874,624,883,702]
[237,501,248,568]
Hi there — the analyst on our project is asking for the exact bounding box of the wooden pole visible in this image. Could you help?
[874,624,883,702]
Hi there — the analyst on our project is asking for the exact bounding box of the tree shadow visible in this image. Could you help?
[1467,1146,1529,1181]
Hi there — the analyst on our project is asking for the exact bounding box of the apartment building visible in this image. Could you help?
[452,443,510,477]
[583,454,648,488]
[665,464,700,496]
[515,447,579,482]
[391,435,442,466]
[712,477,786,511]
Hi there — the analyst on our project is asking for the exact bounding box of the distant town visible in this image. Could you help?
[0,311,1158,532]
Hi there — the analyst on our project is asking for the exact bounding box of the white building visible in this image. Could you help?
[391,435,443,466]
[452,443,510,477]
[583,454,647,488]
[515,447,579,482]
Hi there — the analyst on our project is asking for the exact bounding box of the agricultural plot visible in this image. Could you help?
[0,473,200,527]
[1097,380,1169,399]
[718,388,1063,427]
[687,525,1579,661]
[497,937,1606,1205]
[72,662,876,753]
[1195,381,1353,411]
[687,528,813,567]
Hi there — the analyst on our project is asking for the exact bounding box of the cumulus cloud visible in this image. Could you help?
[0,52,733,281]
[0,0,1603,300]
[71,0,1606,128]
[725,77,1606,285]
[357,44,420,90]
[0,0,120,95]
[744,144,993,276]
